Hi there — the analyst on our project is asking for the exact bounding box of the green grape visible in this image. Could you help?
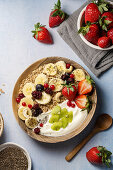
[49,115,60,124]
[60,108,68,118]
[51,105,61,115]
[67,111,73,123]
[60,117,68,128]
[51,122,62,131]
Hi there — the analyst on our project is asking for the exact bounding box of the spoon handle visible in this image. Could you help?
[65,127,99,162]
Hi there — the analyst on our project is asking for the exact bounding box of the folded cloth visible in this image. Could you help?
[57,0,113,77]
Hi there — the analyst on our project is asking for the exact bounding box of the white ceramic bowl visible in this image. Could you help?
[77,3,113,50]
[0,142,31,170]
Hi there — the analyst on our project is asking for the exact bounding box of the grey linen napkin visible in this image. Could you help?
[57,0,113,76]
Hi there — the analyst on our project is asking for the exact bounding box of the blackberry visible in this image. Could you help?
[36,84,44,91]
[61,73,70,81]
[32,91,42,99]
[32,107,43,117]
[61,74,67,81]
[32,104,39,110]
[67,78,74,83]
[18,93,25,99]
[34,127,40,134]
[45,87,53,95]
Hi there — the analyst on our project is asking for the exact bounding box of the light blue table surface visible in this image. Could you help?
[0,0,113,170]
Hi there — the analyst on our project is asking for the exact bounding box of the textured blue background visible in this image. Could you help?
[0,0,113,170]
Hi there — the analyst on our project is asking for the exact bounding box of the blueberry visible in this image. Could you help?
[36,84,44,91]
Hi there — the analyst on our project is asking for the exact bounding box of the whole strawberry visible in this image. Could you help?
[78,23,99,45]
[98,37,111,48]
[62,84,77,101]
[32,23,53,44]
[85,3,101,23]
[49,0,65,28]
[102,11,113,19]
[107,28,113,44]
[99,14,113,31]
[86,146,112,168]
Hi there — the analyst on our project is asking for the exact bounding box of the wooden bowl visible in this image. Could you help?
[12,57,97,143]
[0,113,4,137]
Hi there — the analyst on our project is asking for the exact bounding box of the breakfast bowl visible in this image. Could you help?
[0,142,31,170]
[0,113,4,137]
[77,1,113,50]
[12,57,97,143]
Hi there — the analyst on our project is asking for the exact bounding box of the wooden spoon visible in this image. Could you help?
[65,114,112,162]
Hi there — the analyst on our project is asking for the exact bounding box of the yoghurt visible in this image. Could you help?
[37,100,88,137]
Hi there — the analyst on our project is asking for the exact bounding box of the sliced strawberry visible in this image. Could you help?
[75,95,89,109]
[78,76,94,95]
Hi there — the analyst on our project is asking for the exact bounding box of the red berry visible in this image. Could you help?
[50,85,55,90]
[16,97,21,103]
[70,74,74,78]
[34,127,40,134]
[67,100,72,107]
[66,63,70,69]
[40,123,43,127]
[22,102,26,106]
[98,37,111,48]
[44,83,49,88]
[71,103,75,108]
[18,93,25,99]
[28,104,32,109]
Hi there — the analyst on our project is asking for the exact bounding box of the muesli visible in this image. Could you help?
[16,60,94,136]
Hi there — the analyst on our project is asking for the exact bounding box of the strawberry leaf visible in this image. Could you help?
[97,146,112,168]
[104,20,112,25]
[54,0,61,10]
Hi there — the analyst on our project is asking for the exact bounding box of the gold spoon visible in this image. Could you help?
[65,114,112,162]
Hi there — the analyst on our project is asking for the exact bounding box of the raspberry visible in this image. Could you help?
[34,127,40,134]
[32,91,42,99]
[45,88,53,95]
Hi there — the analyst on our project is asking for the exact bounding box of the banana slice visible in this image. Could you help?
[23,83,35,97]
[18,106,32,120]
[55,61,66,72]
[20,97,34,106]
[43,63,57,76]
[36,92,51,105]
[49,78,63,92]
[73,69,85,81]
[25,117,38,129]
[35,73,48,85]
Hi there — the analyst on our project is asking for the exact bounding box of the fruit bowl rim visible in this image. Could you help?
[77,3,113,50]
[12,56,97,143]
